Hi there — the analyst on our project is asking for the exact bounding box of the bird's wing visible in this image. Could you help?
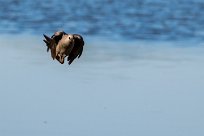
[44,31,65,51]
[67,34,84,65]
[51,31,66,44]
[43,31,66,60]
[43,34,57,60]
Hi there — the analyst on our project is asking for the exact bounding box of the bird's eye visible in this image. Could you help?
[69,37,71,39]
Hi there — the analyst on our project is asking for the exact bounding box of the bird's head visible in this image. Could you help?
[66,34,75,46]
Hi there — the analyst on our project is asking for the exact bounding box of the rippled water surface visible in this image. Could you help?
[1,0,204,41]
[1,1,204,136]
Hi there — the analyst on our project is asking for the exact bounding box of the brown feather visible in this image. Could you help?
[67,34,84,65]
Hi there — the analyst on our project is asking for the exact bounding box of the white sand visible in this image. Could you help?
[0,35,204,136]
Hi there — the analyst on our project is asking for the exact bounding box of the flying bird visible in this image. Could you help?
[43,31,84,65]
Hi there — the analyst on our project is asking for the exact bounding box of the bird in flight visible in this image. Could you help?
[43,31,84,65]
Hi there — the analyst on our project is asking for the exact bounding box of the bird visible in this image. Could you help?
[43,31,84,65]
[67,34,84,65]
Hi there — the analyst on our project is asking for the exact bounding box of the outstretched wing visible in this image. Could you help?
[43,34,57,60]
[67,34,84,65]
[51,31,66,45]
[43,31,65,60]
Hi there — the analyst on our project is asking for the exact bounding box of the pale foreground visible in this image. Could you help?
[0,35,204,136]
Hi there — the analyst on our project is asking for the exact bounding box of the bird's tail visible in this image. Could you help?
[43,34,52,51]
[43,34,57,60]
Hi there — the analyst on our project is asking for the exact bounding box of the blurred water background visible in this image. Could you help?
[0,0,204,136]
[1,0,204,41]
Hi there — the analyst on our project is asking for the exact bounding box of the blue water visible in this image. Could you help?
[1,0,204,41]
[1,1,204,136]
[1,35,204,136]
